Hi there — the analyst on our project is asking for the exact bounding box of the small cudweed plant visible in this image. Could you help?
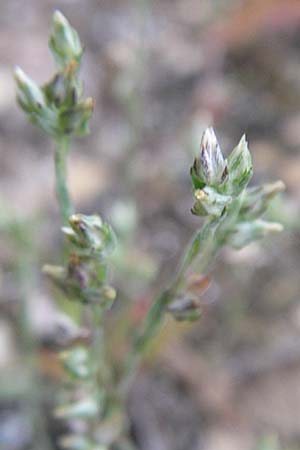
[133,128,284,354]
[15,11,285,450]
[15,12,117,450]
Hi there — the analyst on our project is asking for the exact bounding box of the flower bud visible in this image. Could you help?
[43,73,70,107]
[63,214,116,258]
[187,274,211,296]
[41,312,90,347]
[82,285,117,306]
[191,127,228,189]
[50,11,83,69]
[191,187,232,217]
[167,296,202,322]
[60,346,91,379]
[58,98,94,136]
[227,135,253,195]
[228,219,283,248]
[14,67,45,112]
[54,398,99,420]
[15,67,65,136]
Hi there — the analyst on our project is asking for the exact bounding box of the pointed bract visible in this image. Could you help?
[228,219,283,248]
[63,214,117,258]
[200,127,227,184]
[14,67,45,112]
[191,127,228,189]
[167,296,202,322]
[240,180,285,220]
[228,134,253,194]
[54,398,99,419]
[191,187,232,217]
[50,10,83,69]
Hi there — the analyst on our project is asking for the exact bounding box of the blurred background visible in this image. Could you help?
[1,1,300,449]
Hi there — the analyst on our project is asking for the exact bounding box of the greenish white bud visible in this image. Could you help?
[227,135,253,195]
[14,66,45,112]
[63,214,116,258]
[191,187,232,217]
[191,127,228,189]
[60,346,91,379]
[50,11,83,68]
[58,97,94,136]
[167,296,202,322]
[54,398,99,419]
[43,73,70,107]
[228,219,283,248]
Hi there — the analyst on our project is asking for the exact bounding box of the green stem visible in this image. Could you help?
[121,198,249,408]
[136,217,220,352]
[54,136,73,224]
[120,218,221,394]
[174,218,220,289]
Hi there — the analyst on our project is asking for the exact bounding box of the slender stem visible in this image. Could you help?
[134,289,171,354]
[54,136,73,224]
[135,218,220,352]
[120,218,221,395]
[130,199,245,364]
[173,218,219,289]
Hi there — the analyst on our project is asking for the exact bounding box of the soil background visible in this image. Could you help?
[1,1,300,450]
